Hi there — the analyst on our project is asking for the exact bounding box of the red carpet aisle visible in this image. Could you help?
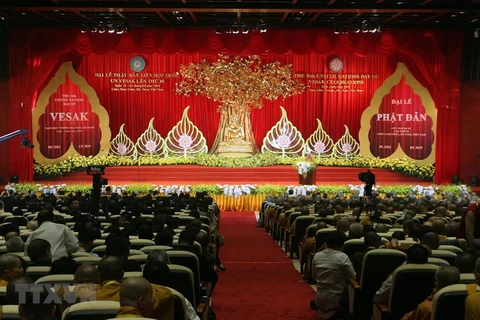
[213,211,316,319]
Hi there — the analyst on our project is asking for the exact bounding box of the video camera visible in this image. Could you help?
[358,170,376,197]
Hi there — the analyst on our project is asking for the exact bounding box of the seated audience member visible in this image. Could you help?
[336,218,350,234]
[117,277,155,318]
[375,223,389,233]
[352,232,380,278]
[389,231,406,248]
[403,219,416,237]
[105,237,130,260]
[458,202,480,248]
[77,228,98,256]
[19,286,57,320]
[348,223,363,239]
[6,276,33,304]
[374,244,430,304]
[312,231,355,318]
[154,231,174,247]
[74,263,99,284]
[422,232,440,251]
[431,219,447,240]
[50,257,78,275]
[470,240,480,260]
[24,209,78,261]
[0,254,24,286]
[143,261,200,320]
[138,224,154,240]
[6,236,25,253]
[148,250,170,264]
[401,265,460,320]
[455,252,476,274]
[27,239,53,266]
[95,256,173,320]
[5,231,19,241]
[465,292,480,320]
[26,221,38,231]
[174,229,218,291]
[467,258,480,294]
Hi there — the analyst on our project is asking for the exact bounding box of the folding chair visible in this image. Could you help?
[129,239,155,250]
[431,249,456,265]
[431,284,468,320]
[348,249,407,320]
[140,246,173,254]
[62,301,120,320]
[344,239,365,260]
[373,264,438,320]
[25,266,51,282]
[428,257,450,266]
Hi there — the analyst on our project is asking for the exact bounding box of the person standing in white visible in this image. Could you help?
[25,210,78,261]
[312,231,355,317]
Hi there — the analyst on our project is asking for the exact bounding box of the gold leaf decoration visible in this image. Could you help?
[135,118,165,158]
[261,106,304,157]
[110,124,136,158]
[304,119,334,158]
[333,125,360,159]
[164,106,208,157]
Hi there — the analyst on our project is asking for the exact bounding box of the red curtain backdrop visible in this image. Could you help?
[8,28,463,184]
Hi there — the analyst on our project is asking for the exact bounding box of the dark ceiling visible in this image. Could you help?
[0,0,479,30]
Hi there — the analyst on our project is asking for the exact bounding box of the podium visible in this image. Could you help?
[299,170,316,185]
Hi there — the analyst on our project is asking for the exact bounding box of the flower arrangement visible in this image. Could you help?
[7,183,471,198]
[33,153,435,180]
[295,161,317,178]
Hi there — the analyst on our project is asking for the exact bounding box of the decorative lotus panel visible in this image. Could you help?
[135,118,165,157]
[304,119,334,158]
[333,125,360,159]
[261,106,304,157]
[110,124,136,158]
[164,106,208,157]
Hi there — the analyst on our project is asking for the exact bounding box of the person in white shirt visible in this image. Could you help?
[24,210,78,261]
[312,231,355,318]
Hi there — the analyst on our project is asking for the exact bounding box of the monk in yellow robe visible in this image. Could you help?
[401,265,459,320]
[465,292,480,320]
[70,256,173,320]
[0,254,24,286]
[116,277,155,318]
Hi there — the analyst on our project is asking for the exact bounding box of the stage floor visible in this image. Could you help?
[36,165,430,186]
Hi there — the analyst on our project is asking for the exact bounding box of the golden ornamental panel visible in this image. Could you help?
[135,118,165,158]
[333,125,360,159]
[304,119,334,158]
[110,124,137,158]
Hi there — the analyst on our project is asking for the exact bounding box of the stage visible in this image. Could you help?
[36,165,429,186]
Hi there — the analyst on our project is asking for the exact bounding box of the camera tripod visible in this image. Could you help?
[358,185,380,223]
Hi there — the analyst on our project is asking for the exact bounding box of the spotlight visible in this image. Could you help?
[125,22,131,32]
[241,23,249,34]
[107,22,115,34]
[259,20,267,33]
[116,23,124,34]
[91,25,98,33]
[377,22,383,33]
[342,24,348,34]
[232,23,239,34]
[20,136,34,149]
[333,23,340,34]
[98,24,106,33]
[475,29,480,39]
[351,23,360,33]
[81,23,87,33]
[362,22,369,33]
[215,26,221,34]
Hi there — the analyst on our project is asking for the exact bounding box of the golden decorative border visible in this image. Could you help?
[32,61,111,165]
[359,62,437,165]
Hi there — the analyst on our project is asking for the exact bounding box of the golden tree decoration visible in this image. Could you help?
[175,54,306,155]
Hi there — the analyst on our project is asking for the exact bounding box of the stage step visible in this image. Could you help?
[36,165,430,186]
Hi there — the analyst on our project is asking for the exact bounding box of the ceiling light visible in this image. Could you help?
[108,23,115,34]
[91,25,98,33]
[81,24,87,33]
[98,24,106,34]
[460,12,465,14]
[215,26,221,34]
[475,29,480,39]
[362,22,369,33]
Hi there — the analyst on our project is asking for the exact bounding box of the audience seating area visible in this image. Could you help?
[260,194,480,320]
[0,191,222,320]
